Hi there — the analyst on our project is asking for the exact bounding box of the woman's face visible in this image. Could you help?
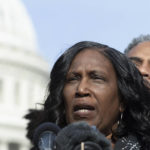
[63,49,122,135]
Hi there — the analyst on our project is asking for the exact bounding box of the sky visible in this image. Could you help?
[22,0,150,66]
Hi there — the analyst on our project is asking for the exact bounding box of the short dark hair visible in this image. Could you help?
[124,34,150,54]
[25,41,150,149]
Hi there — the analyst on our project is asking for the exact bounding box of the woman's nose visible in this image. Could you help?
[75,79,90,97]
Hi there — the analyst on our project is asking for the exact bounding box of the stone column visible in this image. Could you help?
[0,141,8,150]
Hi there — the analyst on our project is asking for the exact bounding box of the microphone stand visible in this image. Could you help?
[81,142,84,150]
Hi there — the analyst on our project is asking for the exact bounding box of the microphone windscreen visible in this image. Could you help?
[55,122,112,150]
[33,122,60,150]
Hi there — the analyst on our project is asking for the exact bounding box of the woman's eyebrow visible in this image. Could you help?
[67,71,80,76]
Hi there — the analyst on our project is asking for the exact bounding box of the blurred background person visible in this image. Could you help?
[124,34,150,83]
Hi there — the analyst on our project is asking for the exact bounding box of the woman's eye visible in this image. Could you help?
[66,76,79,82]
[67,77,76,81]
[91,74,105,81]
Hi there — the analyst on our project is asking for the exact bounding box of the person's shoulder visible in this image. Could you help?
[114,135,141,150]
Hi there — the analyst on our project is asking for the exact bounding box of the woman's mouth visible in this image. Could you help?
[73,104,96,119]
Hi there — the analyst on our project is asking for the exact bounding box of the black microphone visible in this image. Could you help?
[33,122,60,150]
[55,122,112,150]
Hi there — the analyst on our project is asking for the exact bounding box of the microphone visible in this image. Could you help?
[55,122,112,150]
[33,122,60,150]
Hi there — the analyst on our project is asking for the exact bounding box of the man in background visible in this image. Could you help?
[124,34,150,83]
